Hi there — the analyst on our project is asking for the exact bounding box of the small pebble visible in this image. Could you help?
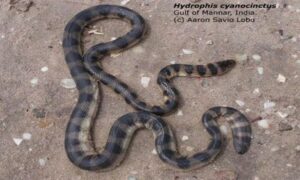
[29,148,32,152]
[291,37,297,42]
[182,49,194,55]
[220,125,228,134]
[170,60,176,64]
[41,66,48,72]
[277,74,286,83]
[181,135,189,141]
[132,46,145,54]
[257,119,269,129]
[87,29,103,35]
[235,54,248,64]
[177,110,183,116]
[271,146,280,152]
[296,60,300,64]
[206,40,214,45]
[186,146,194,152]
[253,88,261,96]
[1,34,5,39]
[235,100,245,107]
[253,176,260,180]
[151,149,157,155]
[252,54,262,61]
[111,37,117,41]
[60,79,76,89]
[121,0,131,5]
[286,163,292,167]
[264,101,276,110]
[295,145,300,152]
[128,176,137,180]
[110,53,121,58]
[291,54,298,58]
[278,121,293,131]
[276,111,288,118]
[30,78,38,87]
[257,67,264,75]
[39,158,46,166]
[13,138,23,146]
[22,133,32,140]
[141,76,150,88]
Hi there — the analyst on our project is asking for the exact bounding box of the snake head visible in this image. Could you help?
[216,59,236,74]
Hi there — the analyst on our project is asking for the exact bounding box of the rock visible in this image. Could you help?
[141,76,150,88]
[276,111,288,118]
[257,119,269,129]
[13,138,23,146]
[253,88,261,96]
[41,66,48,72]
[120,0,131,5]
[264,100,276,110]
[30,77,38,87]
[271,146,280,152]
[257,67,264,75]
[220,125,228,134]
[278,121,293,131]
[291,37,297,42]
[186,146,194,152]
[181,135,189,141]
[291,54,298,58]
[170,60,176,64]
[151,149,157,155]
[22,133,32,140]
[60,79,76,89]
[277,74,286,83]
[235,54,248,64]
[206,40,214,45]
[132,46,145,54]
[177,110,183,116]
[38,158,46,166]
[295,145,300,152]
[128,176,137,180]
[182,49,194,55]
[252,54,262,61]
[235,100,245,107]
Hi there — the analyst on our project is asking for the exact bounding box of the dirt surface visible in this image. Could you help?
[0,0,299,180]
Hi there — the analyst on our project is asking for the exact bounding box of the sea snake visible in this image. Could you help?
[63,4,252,171]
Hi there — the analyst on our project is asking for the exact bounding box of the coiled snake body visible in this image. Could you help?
[63,5,252,171]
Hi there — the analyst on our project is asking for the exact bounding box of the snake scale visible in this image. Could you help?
[63,5,252,171]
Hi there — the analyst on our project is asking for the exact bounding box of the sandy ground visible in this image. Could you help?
[0,0,299,179]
